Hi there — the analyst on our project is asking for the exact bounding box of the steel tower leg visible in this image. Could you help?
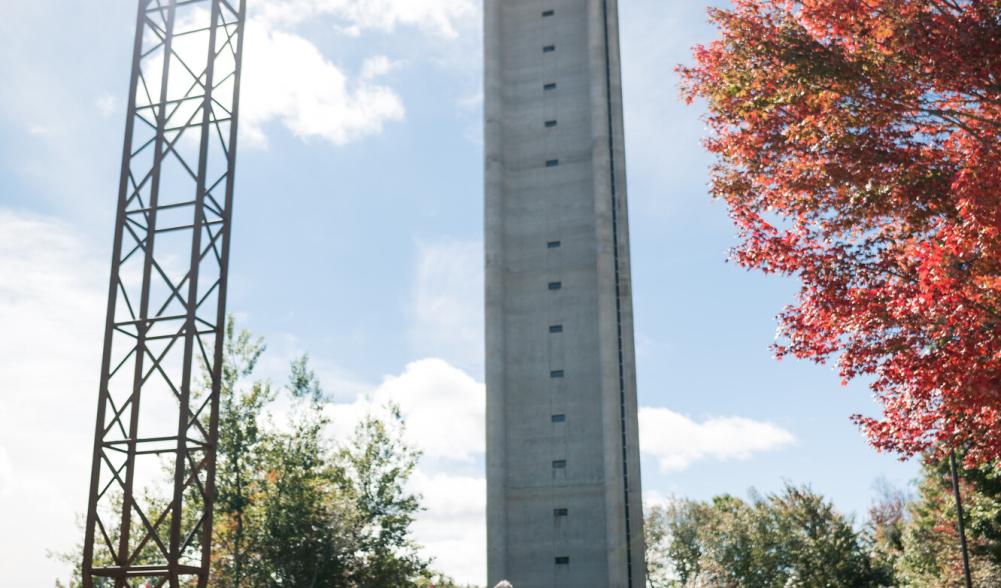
[82,1,246,586]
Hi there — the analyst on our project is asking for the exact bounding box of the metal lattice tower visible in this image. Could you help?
[82,1,246,585]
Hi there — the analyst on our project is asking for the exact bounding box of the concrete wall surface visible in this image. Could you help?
[485,1,646,586]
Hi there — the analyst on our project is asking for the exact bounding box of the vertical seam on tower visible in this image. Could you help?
[601,1,633,586]
[541,3,556,584]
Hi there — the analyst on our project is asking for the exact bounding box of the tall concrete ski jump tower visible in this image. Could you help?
[484,1,645,586]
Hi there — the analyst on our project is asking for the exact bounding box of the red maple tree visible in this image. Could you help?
[680,0,1001,465]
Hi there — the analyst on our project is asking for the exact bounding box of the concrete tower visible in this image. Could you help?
[484,1,645,587]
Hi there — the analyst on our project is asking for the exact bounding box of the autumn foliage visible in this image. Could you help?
[680,0,1001,465]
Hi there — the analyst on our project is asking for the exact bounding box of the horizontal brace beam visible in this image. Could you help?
[90,564,203,577]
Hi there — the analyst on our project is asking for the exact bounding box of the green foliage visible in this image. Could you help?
[644,503,676,588]
[224,353,359,586]
[55,319,440,588]
[336,405,429,586]
[870,457,1001,587]
[649,462,1001,588]
[647,484,882,587]
[212,320,273,584]
[209,326,430,587]
[862,480,908,584]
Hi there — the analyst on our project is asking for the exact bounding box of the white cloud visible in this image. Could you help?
[240,20,405,148]
[413,469,485,518]
[95,93,116,118]
[0,446,12,497]
[134,6,414,150]
[643,489,675,512]
[409,470,485,583]
[323,358,486,584]
[640,407,796,473]
[252,0,478,39]
[410,240,484,375]
[0,209,108,585]
[234,0,480,147]
[361,55,400,80]
[327,358,484,462]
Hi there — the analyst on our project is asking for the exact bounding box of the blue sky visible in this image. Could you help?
[0,1,918,585]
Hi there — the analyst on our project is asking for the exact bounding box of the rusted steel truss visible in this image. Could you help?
[82,1,246,585]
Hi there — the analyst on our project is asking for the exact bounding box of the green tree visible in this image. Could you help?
[337,405,429,587]
[872,457,1001,587]
[644,504,678,588]
[766,486,876,586]
[863,480,909,584]
[648,484,883,587]
[211,320,273,585]
[56,322,437,587]
[243,355,359,586]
